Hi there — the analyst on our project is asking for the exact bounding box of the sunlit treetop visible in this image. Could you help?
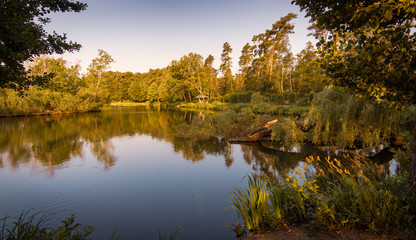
[292,0,416,109]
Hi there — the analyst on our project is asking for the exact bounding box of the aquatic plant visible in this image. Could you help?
[228,173,269,232]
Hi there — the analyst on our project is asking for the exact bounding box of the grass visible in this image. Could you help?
[229,173,269,232]
[0,210,96,240]
[228,155,416,237]
[110,101,150,107]
[158,226,181,240]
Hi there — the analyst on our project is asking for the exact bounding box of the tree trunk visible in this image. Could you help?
[409,119,416,191]
[281,64,284,93]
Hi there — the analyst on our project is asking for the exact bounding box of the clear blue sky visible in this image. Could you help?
[46,0,314,73]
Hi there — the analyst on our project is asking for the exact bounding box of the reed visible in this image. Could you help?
[229,156,416,236]
[229,173,269,232]
[158,226,181,240]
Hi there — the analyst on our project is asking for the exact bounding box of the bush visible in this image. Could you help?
[267,93,285,105]
[223,92,253,103]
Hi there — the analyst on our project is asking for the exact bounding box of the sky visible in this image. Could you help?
[45,0,315,74]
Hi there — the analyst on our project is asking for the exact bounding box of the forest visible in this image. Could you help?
[0,13,326,115]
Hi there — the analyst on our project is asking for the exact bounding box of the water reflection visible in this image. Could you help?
[0,107,395,177]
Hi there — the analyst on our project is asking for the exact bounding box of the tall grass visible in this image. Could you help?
[158,226,181,240]
[0,210,95,240]
[228,156,416,237]
[229,174,269,232]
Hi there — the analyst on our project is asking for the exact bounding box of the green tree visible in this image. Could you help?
[292,0,416,189]
[170,53,207,101]
[204,55,218,97]
[0,0,87,88]
[86,49,114,102]
[128,74,148,102]
[219,42,234,94]
[293,42,326,97]
[238,43,254,90]
[28,56,81,94]
[244,14,297,93]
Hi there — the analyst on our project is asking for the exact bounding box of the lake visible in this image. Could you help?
[0,106,394,239]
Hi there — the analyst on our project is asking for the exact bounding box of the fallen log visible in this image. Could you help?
[229,119,277,143]
[229,127,272,142]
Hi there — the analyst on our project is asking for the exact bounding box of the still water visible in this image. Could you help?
[0,107,392,239]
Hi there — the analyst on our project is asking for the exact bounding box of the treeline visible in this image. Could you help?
[0,13,328,116]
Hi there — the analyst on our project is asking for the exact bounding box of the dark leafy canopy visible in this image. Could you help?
[292,0,416,109]
[0,0,87,88]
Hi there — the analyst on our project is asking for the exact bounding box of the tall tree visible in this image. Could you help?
[204,55,218,97]
[292,0,416,189]
[238,43,254,90]
[293,41,326,97]
[0,0,87,88]
[219,42,233,94]
[244,14,297,93]
[170,53,206,101]
[87,49,114,102]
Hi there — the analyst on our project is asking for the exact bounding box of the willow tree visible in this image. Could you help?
[307,87,399,149]
[292,0,416,189]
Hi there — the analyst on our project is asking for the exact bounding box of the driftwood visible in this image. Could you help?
[229,119,277,143]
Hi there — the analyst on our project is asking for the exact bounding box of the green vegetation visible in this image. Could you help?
[292,0,416,190]
[0,0,87,88]
[158,227,181,240]
[3,0,416,238]
[0,211,97,240]
[229,155,416,238]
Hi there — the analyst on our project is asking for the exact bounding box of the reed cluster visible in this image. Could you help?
[229,155,416,237]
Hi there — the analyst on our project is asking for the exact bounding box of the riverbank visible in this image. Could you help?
[237,223,404,240]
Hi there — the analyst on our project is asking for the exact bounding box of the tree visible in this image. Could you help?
[219,42,233,94]
[28,56,81,94]
[170,53,206,101]
[204,55,218,97]
[0,0,87,88]
[238,43,254,90]
[243,14,297,93]
[292,0,416,189]
[87,49,114,102]
[293,42,326,97]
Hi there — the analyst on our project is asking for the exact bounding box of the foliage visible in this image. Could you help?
[223,91,253,103]
[0,86,106,116]
[307,156,416,234]
[158,227,181,240]
[0,211,95,240]
[0,0,87,88]
[229,173,269,232]
[293,0,416,109]
[307,87,399,148]
[219,42,234,94]
[229,156,416,236]
[271,118,306,148]
[177,109,258,140]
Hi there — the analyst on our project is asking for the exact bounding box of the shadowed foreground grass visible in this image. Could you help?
[1,210,181,240]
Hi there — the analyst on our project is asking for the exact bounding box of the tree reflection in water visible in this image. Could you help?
[0,107,395,177]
